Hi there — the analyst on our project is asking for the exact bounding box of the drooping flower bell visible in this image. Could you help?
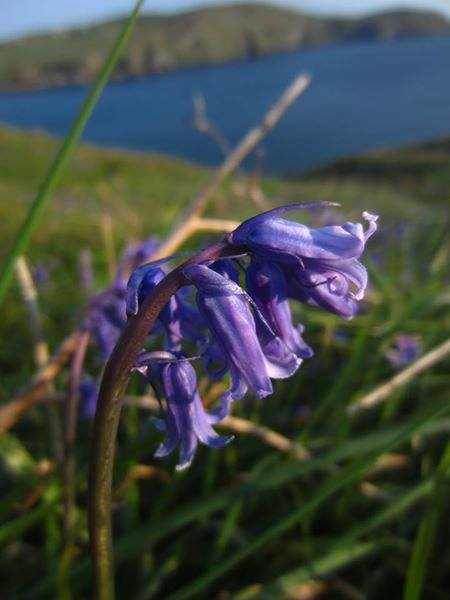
[228,204,378,319]
[134,351,233,470]
[127,262,206,350]
[245,259,313,360]
[83,235,161,360]
[85,291,128,360]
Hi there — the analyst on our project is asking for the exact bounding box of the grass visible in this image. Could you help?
[0,124,449,599]
[0,0,144,304]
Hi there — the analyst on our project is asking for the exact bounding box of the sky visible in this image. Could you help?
[2,0,450,41]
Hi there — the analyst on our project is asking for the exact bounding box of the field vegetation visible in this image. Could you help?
[0,122,449,598]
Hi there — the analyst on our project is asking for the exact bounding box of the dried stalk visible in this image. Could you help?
[15,256,63,459]
[349,338,450,414]
[157,216,241,252]
[63,331,90,541]
[191,91,270,211]
[222,415,310,460]
[153,73,310,260]
[190,91,230,157]
[124,394,310,461]
[0,331,81,433]
[15,256,50,367]
[191,217,241,233]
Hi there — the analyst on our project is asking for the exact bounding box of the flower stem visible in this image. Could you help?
[88,241,237,599]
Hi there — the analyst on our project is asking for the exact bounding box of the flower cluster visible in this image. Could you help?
[83,235,159,360]
[78,236,159,417]
[128,204,378,470]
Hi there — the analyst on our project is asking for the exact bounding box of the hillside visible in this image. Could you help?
[0,122,448,389]
[1,125,448,261]
[1,3,449,90]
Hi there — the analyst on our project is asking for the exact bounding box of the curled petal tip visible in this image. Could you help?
[362,212,379,241]
[175,463,191,472]
[175,453,195,471]
[204,434,235,449]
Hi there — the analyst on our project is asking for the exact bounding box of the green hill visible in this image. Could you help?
[1,3,449,90]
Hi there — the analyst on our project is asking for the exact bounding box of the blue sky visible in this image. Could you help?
[2,0,450,41]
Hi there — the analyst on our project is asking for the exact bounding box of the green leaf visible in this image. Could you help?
[0,433,36,478]
[235,541,381,600]
[236,475,437,599]
[0,0,145,306]
[0,485,60,547]
[403,441,450,600]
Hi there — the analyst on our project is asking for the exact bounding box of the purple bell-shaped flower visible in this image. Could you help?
[134,351,233,470]
[228,204,378,319]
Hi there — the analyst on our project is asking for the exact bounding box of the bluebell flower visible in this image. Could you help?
[228,204,378,319]
[385,334,421,369]
[127,262,206,350]
[210,258,240,282]
[182,264,301,407]
[121,203,378,469]
[115,235,160,284]
[83,235,160,360]
[134,351,233,470]
[85,291,127,359]
[246,259,313,359]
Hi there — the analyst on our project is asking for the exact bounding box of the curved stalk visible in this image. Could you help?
[88,241,241,600]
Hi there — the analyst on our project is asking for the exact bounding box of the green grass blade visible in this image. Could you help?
[0,486,60,547]
[165,396,450,600]
[0,0,145,306]
[236,541,381,600]
[237,476,437,599]
[403,441,450,600]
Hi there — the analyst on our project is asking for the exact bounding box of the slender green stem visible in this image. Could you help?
[0,0,145,307]
[88,242,238,600]
[403,441,450,600]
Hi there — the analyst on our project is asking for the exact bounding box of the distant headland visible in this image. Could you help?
[1,3,449,91]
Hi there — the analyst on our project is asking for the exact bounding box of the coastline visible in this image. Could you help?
[1,1,449,94]
[1,34,450,95]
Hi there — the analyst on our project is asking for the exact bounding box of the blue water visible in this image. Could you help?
[1,36,450,173]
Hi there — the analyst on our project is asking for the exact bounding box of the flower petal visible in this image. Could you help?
[135,351,232,469]
[183,264,273,400]
[246,259,313,359]
[229,209,378,262]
